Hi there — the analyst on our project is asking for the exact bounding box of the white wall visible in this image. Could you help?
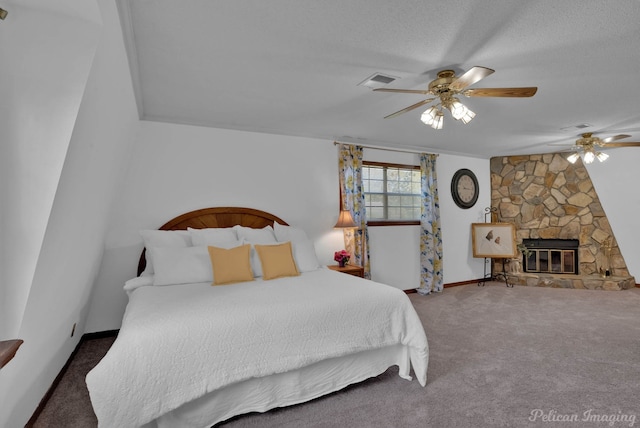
[362,149,421,289]
[86,135,489,332]
[363,149,489,288]
[438,154,492,282]
[0,1,139,426]
[85,123,345,332]
[0,1,99,340]
[586,150,640,280]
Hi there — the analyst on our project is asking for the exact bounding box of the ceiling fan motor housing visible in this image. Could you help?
[428,70,457,95]
[579,133,599,148]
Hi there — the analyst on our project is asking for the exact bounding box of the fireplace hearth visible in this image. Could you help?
[522,238,579,274]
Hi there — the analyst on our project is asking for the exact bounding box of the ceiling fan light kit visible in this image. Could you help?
[418,94,476,129]
[459,109,476,124]
[563,132,639,164]
[567,149,607,164]
[448,99,469,120]
[566,152,580,163]
[447,97,476,123]
[420,106,444,129]
[583,151,596,164]
[374,66,537,130]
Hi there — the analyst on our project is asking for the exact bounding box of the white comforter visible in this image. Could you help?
[86,268,428,428]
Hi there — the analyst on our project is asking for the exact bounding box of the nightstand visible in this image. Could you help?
[328,264,364,278]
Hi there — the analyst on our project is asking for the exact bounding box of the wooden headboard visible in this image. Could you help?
[137,207,288,275]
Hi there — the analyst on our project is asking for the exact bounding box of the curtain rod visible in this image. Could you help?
[333,141,435,156]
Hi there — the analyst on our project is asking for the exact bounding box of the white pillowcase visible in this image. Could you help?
[273,221,308,242]
[234,226,277,277]
[152,241,244,286]
[123,275,154,293]
[234,225,277,244]
[139,229,192,275]
[290,240,321,272]
[188,227,238,246]
[274,222,320,272]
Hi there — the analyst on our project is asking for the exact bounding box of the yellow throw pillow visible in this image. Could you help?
[208,244,254,285]
[255,241,300,280]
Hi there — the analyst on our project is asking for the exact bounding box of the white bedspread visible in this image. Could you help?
[86,269,428,428]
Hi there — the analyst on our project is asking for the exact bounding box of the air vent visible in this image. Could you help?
[561,123,592,132]
[358,73,398,89]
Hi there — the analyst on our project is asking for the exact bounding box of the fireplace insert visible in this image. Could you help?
[522,239,579,274]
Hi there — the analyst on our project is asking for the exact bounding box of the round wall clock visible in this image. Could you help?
[451,168,479,209]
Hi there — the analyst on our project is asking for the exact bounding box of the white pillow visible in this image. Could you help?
[139,229,192,275]
[188,227,238,246]
[247,245,263,277]
[291,240,321,272]
[233,225,277,244]
[274,222,309,242]
[274,222,320,272]
[123,275,154,293]
[152,241,243,286]
[232,226,278,277]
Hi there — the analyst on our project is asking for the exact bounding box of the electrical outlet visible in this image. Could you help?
[71,323,76,337]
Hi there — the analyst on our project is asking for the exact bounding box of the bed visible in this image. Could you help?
[86,207,429,428]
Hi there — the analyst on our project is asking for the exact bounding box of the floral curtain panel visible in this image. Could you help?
[418,153,443,294]
[337,143,370,279]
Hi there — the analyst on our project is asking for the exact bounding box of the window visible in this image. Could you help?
[363,161,421,226]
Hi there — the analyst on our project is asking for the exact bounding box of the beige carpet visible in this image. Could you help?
[33,283,640,428]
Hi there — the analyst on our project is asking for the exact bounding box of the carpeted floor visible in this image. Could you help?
[32,283,640,428]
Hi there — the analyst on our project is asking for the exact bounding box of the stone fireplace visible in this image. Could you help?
[490,154,635,290]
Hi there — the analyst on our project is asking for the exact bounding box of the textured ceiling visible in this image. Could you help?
[117,0,640,158]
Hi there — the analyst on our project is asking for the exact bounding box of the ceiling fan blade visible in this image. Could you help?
[448,66,495,92]
[601,142,640,147]
[383,98,435,119]
[373,88,431,95]
[547,142,575,146]
[601,134,631,143]
[463,87,538,97]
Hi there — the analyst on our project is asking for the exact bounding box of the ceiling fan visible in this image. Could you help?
[373,66,537,129]
[553,132,640,164]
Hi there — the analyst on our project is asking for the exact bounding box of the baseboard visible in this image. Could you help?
[83,329,119,341]
[444,279,483,288]
[404,278,482,294]
[25,330,119,427]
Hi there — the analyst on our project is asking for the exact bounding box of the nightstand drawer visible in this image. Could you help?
[328,264,364,278]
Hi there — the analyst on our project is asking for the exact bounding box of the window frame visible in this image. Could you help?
[363,161,421,227]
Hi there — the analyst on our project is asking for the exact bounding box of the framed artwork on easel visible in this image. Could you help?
[471,223,517,258]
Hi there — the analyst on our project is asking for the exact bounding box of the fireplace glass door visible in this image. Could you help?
[525,249,576,274]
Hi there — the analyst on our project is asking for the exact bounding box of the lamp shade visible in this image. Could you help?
[334,210,357,228]
[583,151,595,164]
[459,108,476,124]
[567,152,580,164]
[431,110,444,129]
[420,106,438,126]
[449,99,467,120]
